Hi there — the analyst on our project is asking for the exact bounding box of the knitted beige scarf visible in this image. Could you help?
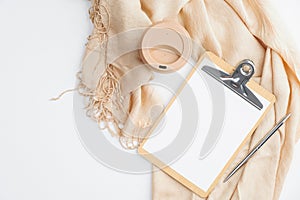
[79,0,300,199]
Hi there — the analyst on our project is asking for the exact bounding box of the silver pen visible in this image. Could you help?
[223,113,291,183]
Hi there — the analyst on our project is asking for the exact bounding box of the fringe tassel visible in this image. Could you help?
[84,65,122,137]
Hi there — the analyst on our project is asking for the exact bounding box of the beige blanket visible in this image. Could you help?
[80,0,300,199]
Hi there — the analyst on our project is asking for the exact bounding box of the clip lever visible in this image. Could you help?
[202,59,263,110]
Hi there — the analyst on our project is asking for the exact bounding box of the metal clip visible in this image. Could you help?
[202,59,263,110]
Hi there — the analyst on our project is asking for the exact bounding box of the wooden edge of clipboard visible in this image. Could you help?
[138,52,276,198]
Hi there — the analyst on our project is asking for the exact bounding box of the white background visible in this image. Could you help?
[0,0,299,199]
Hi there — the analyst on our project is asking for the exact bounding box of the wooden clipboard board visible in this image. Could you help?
[138,52,276,197]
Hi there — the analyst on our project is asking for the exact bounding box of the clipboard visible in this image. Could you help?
[138,52,276,197]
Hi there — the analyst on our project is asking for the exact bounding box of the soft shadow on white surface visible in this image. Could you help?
[0,0,299,200]
[0,1,151,200]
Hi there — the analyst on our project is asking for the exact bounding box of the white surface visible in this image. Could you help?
[143,57,272,192]
[0,0,299,200]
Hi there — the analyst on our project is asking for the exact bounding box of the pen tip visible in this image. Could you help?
[223,176,230,183]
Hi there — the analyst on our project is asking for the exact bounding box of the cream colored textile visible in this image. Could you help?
[80,0,164,149]
[80,0,300,199]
